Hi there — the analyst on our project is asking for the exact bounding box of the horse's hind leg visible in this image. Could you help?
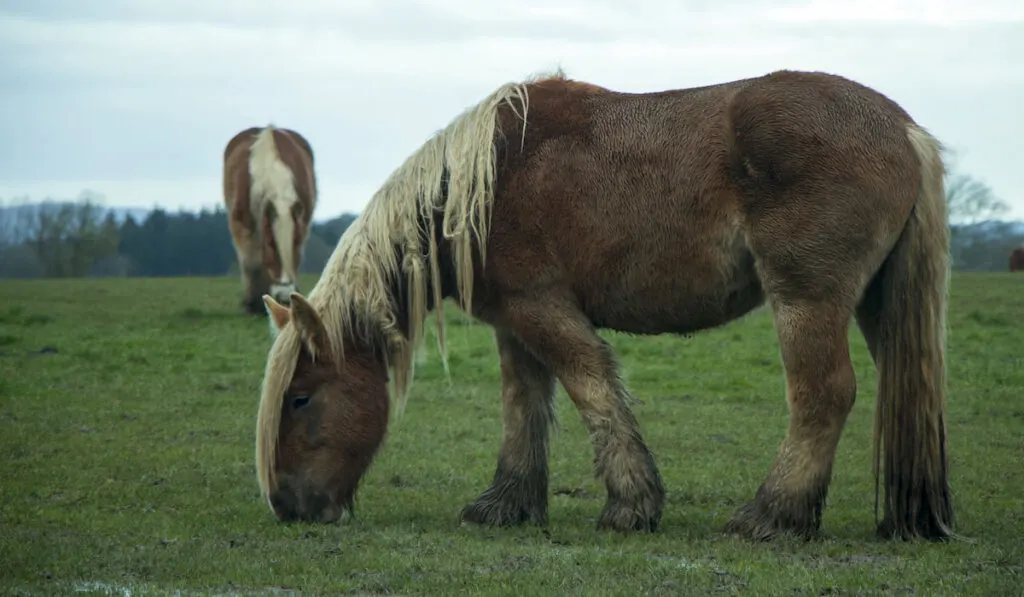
[460,328,556,526]
[486,295,665,532]
[724,300,858,540]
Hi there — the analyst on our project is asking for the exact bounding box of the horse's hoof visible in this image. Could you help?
[459,496,545,528]
[723,499,821,542]
[596,499,661,533]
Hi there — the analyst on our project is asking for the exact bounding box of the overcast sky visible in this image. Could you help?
[1,0,1022,221]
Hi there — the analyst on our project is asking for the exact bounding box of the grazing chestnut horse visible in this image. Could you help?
[256,68,955,542]
[1010,245,1024,272]
[223,125,317,314]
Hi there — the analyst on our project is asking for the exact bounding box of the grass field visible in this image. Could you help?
[1,272,1022,596]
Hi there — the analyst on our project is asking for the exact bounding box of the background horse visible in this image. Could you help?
[1010,245,1024,272]
[255,68,955,542]
[222,125,317,314]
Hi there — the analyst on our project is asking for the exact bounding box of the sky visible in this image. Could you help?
[1,0,1022,221]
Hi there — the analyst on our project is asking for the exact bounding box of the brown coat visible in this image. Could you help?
[256,69,954,543]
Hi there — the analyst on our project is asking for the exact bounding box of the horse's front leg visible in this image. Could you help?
[482,295,665,532]
[460,328,556,527]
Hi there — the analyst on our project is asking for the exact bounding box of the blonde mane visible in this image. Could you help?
[254,68,566,502]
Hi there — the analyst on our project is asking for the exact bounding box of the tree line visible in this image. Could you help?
[0,171,1021,279]
[0,195,358,279]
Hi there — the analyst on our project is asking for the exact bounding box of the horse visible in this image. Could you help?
[1010,245,1024,272]
[222,125,317,315]
[255,68,956,542]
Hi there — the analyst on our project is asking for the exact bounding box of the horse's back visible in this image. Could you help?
[223,126,316,215]
[223,126,313,181]
[269,128,317,211]
[275,128,314,165]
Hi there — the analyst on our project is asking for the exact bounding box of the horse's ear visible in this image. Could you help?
[289,292,332,362]
[263,295,291,335]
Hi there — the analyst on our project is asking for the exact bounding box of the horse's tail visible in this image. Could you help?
[870,122,955,540]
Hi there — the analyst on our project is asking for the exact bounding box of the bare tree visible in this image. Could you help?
[945,173,1010,226]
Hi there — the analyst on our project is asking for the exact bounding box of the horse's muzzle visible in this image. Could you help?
[269,282,297,306]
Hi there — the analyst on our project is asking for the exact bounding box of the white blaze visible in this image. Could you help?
[248,125,300,303]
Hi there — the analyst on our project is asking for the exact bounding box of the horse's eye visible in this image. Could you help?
[291,395,311,410]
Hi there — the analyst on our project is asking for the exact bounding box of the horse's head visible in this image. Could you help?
[258,292,390,523]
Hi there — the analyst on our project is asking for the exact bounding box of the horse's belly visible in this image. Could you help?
[575,239,764,336]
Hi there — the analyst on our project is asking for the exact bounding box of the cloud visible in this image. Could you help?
[4,0,1020,87]
[1,0,1022,219]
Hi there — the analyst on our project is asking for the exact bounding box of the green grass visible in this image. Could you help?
[1,272,1022,596]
